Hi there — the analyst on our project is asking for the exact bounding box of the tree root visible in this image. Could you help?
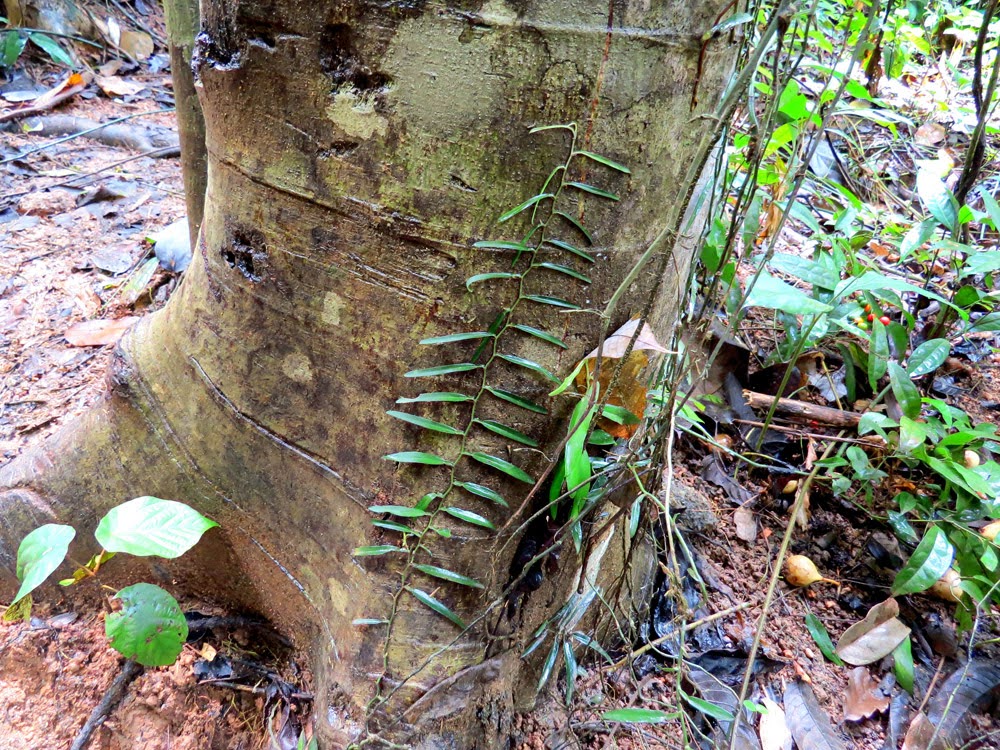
[69,658,143,750]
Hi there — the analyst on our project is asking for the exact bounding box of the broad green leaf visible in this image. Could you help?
[412,563,484,588]
[767,253,840,290]
[371,519,413,534]
[511,324,566,349]
[887,362,921,419]
[484,386,547,414]
[979,188,1000,230]
[805,612,845,666]
[573,150,630,173]
[565,181,619,201]
[95,497,217,559]
[553,211,594,244]
[13,524,75,603]
[368,504,429,518]
[534,261,591,283]
[550,359,587,397]
[970,312,1000,332]
[383,451,451,465]
[386,410,463,435]
[744,273,833,315]
[28,33,73,67]
[835,271,960,315]
[679,689,735,722]
[105,583,187,666]
[474,418,538,447]
[455,481,508,507]
[3,32,27,68]
[473,240,530,252]
[907,339,950,377]
[419,331,493,345]
[892,526,955,596]
[899,218,938,260]
[404,363,481,378]
[961,250,1000,277]
[498,193,553,223]
[893,637,914,694]
[407,586,467,629]
[496,353,559,383]
[868,319,889,390]
[916,167,958,233]
[353,545,402,556]
[601,404,640,425]
[602,708,673,723]
[443,507,495,530]
[522,294,580,310]
[396,392,472,404]
[543,237,595,262]
[565,396,596,512]
[466,272,520,290]
[466,451,534,483]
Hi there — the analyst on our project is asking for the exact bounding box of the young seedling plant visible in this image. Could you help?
[2,496,218,667]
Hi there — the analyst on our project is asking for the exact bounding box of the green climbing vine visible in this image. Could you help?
[352,122,630,704]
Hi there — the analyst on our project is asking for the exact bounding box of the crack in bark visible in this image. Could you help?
[190,356,369,510]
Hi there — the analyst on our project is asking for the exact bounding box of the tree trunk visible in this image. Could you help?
[0,1,736,746]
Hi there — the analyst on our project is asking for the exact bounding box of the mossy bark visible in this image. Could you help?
[0,1,736,746]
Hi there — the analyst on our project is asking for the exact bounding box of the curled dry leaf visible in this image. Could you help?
[783,680,847,750]
[843,667,891,721]
[759,697,793,750]
[913,122,946,146]
[836,598,911,666]
[902,661,1000,750]
[64,316,140,347]
[734,504,757,543]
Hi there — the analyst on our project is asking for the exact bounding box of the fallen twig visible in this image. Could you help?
[743,389,864,427]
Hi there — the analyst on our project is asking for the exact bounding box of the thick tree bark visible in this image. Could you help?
[1,1,736,746]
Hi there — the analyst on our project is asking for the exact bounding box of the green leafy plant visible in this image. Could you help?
[1,21,75,69]
[2,497,218,666]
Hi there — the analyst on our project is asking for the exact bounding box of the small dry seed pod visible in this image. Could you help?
[982,520,1000,542]
[929,568,963,603]
[964,450,981,469]
[784,555,838,587]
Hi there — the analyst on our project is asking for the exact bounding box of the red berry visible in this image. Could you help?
[864,304,872,313]
[867,314,875,322]
[879,316,891,325]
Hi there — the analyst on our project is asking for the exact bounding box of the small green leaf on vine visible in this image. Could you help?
[383,451,452,466]
[455,481,508,507]
[544,237,594,261]
[552,211,594,244]
[511,324,567,348]
[396,392,473,404]
[484,386,547,413]
[466,451,534,484]
[413,563,484,589]
[565,181,619,201]
[466,272,520,291]
[522,295,580,310]
[368,505,430,518]
[498,193,554,223]
[387,410,464,435]
[354,545,403,556]
[496,353,560,382]
[419,331,494,345]
[534,262,591,284]
[406,587,468,629]
[474,418,539,447]
[442,507,496,530]
[573,150,631,174]
[405,363,482,378]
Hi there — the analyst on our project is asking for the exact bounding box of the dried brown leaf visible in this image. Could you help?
[64,316,140,347]
[914,122,946,146]
[836,598,910,665]
[759,697,793,750]
[843,667,890,721]
[783,680,847,750]
[734,504,757,542]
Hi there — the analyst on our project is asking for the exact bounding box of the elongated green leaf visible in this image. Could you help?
[466,272,519,290]
[455,481,508,507]
[573,150,630,173]
[744,273,833,315]
[869,320,889,390]
[543,237,595,262]
[916,167,958,233]
[805,612,845,666]
[407,586,467,629]
[892,526,955,596]
[496,353,559,383]
[95,497,217,559]
[371,519,413,534]
[565,396,596,512]
[893,637,914,694]
[534,261,591,283]
[565,181,619,201]
[353,545,402,556]
[498,194,553,223]
[352,618,388,626]
[443,507,495,529]
[907,339,950,377]
[680,688,735,722]
[980,189,1000,230]
[14,524,75,604]
[475,418,538,447]
[538,640,559,690]
[529,123,576,134]
[419,331,493,345]
[767,253,840,290]
[601,404,640,425]
[396,392,472,404]
[550,359,587,397]
[3,32,28,69]
[887,362,921,419]
[553,211,594,244]
[405,363,481,378]
[511,324,566,349]
[900,218,939,260]
[485,386,547,414]
[386,410,463,435]
[383,451,451,465]
[28,33,73,67]
[523,294,580,310]
[413,563,484,588]
[466,451,534,483]
[602,708,673,723]
[368,504,430,518]
[473,240,530,252]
